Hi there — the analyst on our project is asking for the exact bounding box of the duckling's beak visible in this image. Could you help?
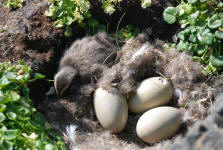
[54,66,78,96]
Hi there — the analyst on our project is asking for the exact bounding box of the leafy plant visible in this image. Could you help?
[163,0,223,74]
[101,0,152,14]
[45,0,151,37]
[45,0,91,37]
[78,18,107,35]
[3,0,23,8]
[0,61,67,150]
[117,24,140,41]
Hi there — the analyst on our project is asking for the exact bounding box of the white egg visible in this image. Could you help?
[94,88,128,133]
[129,77,174,113]
[136,106,182,144]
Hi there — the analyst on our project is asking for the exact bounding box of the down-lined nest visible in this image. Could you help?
[98,34,213,123]
[50,33,214,150]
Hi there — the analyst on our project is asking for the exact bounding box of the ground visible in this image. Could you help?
[0,0,222,149]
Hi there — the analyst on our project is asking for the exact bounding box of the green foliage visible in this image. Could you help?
[78,19,107,35]
[0,61,67,150]
[163,0,223,74]
[3,0,23,8]
[45,0,91,37]
[117,24,140,40]
[45,0,150,37]
[101,0,152,14]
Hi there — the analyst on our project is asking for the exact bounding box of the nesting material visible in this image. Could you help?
[98,33,155,96]
[136,106,182,144]
[94,88,128,133]
[128,77,174,113]
[98,34,213,122]
[163,51,213,121]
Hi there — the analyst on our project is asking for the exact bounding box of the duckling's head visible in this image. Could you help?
[54,66,78,96]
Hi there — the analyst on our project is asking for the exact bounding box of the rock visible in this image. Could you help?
[94,88,128,133]
[129,77,174,113]
[136,106,182,144]
[169,93,223,150]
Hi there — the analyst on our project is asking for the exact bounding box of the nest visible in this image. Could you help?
[48,33,214,150]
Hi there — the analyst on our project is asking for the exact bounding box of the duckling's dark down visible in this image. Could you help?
[54,32,118,96]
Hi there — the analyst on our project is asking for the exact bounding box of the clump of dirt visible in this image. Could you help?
[0,0,86,78]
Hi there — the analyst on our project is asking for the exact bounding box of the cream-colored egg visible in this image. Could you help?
[136,106,182,144]
[129,77,174,113]
[94,88,128,133]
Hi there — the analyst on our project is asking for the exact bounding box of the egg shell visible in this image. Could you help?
[136,106,182,144]
[129,77,174,113]
[94,88,128,133]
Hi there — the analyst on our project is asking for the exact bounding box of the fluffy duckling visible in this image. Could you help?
[54,32,118,96]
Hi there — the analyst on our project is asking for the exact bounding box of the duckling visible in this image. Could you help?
[54,32,118,96]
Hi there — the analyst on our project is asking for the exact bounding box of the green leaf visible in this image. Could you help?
[84,12,92,19]
[45,4,56,17]
[126,24,134,31]
[64,26,72,37]
[4,130,18,140]
[200,0,209,3]
[6,112,17,120]
[192,56,203,62]
[188,0,197,4]
[189,34,197,43]
[53,20,64,28]
[163,7,179,24]
[5,83,19,91]
[18,107,30,115]
[0,96,10,104]
[215,30,223,39]
[178,31,186,41]
[6,91,20,101]
[33,73,45,80]
[45,144,55,150]
[208,14,223,29]
[0,77,11,87]
[177,40,190,51]
[88,19,99,28]
[22,86,30,96]
[4,72,16,79]
[210,55,223,67]
[194,44,205,56]
[64,16,73,26]
[0,104,6,112]
[0,113,5,122]
[177,28,190,40]
[189,11,200,25]
[2,141,13,150]
[18,60,24,65]
[202,33,214,45]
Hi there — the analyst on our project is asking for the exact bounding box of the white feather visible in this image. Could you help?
[63,125,79,150]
